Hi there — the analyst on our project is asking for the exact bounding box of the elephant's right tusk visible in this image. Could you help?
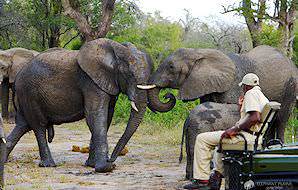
[1,138,6,144]
[131,101,139,112]
[137,84,156,90]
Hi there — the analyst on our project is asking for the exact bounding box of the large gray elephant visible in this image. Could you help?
[0,48,39,121]
[6,39,153,172]
[145,45,297,178]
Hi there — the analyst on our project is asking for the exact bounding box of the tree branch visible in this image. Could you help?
[62,0,93,41]
[63,33,80,48]
[96,0,116,38]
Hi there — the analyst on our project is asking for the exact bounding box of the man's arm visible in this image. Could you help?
[221,111,261,138]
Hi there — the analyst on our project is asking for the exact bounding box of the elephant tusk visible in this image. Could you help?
[137,84,156,90]
[131,101,139,112]
[1,138,6,144]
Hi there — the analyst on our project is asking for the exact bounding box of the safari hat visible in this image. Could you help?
[238,73,259,87]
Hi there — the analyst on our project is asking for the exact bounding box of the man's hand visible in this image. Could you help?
[221,127,238,139]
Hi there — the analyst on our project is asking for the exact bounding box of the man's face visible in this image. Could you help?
[242,84,254,94]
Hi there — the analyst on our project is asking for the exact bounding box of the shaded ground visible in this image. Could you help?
[4,121,188,190]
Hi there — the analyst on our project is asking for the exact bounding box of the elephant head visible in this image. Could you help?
[146,48,236,112]
[77,39,153,162]
[0,48,39,83]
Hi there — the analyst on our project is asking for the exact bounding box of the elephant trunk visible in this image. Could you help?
[109,93,147,162]
[147,87,176,113]
[0,124,5,189]
[0,142,5,189]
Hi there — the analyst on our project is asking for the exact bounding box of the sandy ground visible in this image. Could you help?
[4,121,188,190]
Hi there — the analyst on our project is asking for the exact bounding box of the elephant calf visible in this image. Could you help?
[181,102,240,179]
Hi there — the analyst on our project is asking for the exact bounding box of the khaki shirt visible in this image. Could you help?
[240,86,269,133]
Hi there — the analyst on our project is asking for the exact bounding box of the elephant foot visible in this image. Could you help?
[95,161,116,173]
[39,159,56,167]
[85,158,96,168]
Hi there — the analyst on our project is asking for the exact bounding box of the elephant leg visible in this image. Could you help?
[1,78,9,121]
[185,123,199,180]
[6,113,31,159]
[85,99,114,168]
[107,95,117,132]
[84,89,113,172]
[34,129,56,167]
[267,78,296,142]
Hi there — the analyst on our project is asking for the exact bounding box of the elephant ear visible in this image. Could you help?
[78,39,131,95]
[8,48,38,83]
[178,49,236,100]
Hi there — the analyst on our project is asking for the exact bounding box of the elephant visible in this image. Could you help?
[0,48,39,121]
[145,45,298,179]
[6,38,154,172]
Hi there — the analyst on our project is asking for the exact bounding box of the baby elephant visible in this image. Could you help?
[180,102,240,179]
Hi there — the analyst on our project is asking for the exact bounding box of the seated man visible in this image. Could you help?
[183,73,269,190]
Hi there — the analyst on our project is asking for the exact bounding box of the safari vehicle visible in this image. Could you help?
[219,102,298,190]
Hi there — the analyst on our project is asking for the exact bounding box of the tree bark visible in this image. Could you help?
[62,0,116,41]
[277,0,296,57]
[242,0,265,47]
[48,0,62,48]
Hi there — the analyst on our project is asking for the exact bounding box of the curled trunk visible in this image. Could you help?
[147,87,176,113]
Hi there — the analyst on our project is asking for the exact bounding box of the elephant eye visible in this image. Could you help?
[169,64,174,69]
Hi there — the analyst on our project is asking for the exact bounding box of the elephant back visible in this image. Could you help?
[243,45,296,101]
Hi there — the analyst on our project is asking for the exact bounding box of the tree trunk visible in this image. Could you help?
[48,26,60,48]
[242,0,265,47]
[277,0,296,57]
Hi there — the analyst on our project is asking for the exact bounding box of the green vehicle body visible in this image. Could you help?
[243,143,298,174]
[223,143,298,190]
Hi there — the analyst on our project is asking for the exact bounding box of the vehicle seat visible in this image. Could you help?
[219,101,281,152]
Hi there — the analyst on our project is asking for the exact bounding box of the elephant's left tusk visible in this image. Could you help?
[1,138,6,144]
[131,101,139,112]
[137,84,156,90]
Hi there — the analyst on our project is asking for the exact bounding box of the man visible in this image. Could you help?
[183,73,269,190]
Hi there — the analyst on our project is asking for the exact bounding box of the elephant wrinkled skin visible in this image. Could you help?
[6,39,153,173]
[147,45,298,178]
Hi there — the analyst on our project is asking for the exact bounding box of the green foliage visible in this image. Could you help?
[258,24,282,48]
[112,12,184,66]
[285,108,298,144]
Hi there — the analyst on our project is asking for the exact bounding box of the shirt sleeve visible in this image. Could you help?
[244,91,261,113]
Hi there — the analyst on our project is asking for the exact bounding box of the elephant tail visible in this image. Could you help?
[179,116,190,163]
[47,125,55,143]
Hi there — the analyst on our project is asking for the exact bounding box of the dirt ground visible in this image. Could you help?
[4,121,188,190]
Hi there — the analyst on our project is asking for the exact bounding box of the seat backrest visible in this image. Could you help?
[258,101,281,138]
